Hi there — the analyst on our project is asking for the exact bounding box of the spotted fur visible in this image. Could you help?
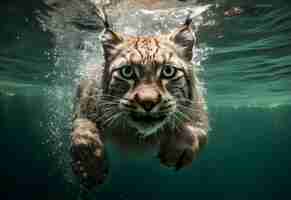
[70,12,208,189]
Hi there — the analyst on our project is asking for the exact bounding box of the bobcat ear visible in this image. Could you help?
[169,15,196,61]
[100,29,124,61]
[95,6,123,61]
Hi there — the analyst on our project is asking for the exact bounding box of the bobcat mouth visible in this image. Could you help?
[129,112,167,123]
[127,112,168,136]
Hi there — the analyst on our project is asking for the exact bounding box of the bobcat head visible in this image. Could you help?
[98,16,197,137]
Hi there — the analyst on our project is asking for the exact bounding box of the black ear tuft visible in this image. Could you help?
[184,11,193,26]
[100,29,123,61]
[169,12,196,61]
[95,6,111,29]
[95,6,124,61]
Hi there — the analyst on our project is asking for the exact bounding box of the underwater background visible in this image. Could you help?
[1,0,291,199]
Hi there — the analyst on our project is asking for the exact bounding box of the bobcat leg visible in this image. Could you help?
[70,118,108,189]
[158,123,207,170]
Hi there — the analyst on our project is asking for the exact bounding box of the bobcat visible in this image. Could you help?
[70,9,208,189]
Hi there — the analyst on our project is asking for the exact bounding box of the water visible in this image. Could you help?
[0,0,291,199]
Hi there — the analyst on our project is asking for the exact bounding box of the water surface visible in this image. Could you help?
[0,0,291,199]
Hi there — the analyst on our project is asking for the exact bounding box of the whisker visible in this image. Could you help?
[121,103,137,109]
[98,102,116,108]
[177,104,199,112]
[177,98,194,105]
[172,115,179,131]
[98,102,119,107]
[99,98,119,103]
[177,105,201,116]
[171,113,183,132]
[100,107,117,115]
[99,97,117,101]
[99,94,121,99]
[159,103,175,111]
[120,113,127,132]
[99,95,132,104]
[105,112,123,128]
[96,112,115,122]
[175,109,192,124]
[96,107,117,121]
[102,113,118,126]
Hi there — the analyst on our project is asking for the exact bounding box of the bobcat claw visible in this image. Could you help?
[71,141,109,190]
[158,124,207,170]
[70,127,109,190]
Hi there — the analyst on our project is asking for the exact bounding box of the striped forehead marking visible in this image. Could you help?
[133,37,160,63]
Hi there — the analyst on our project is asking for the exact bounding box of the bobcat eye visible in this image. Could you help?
[161,65,177,79]
[120,65,135,79]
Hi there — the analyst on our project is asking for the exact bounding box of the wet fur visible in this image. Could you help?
[70,15,209,189]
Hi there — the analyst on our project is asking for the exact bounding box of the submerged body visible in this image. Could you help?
[70,12,208,189]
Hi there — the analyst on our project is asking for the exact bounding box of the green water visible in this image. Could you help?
[1,0,291,199]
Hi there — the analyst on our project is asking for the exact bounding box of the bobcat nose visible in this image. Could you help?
[134,88,161,112]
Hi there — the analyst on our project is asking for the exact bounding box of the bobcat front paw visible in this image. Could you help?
[70,126,109,190]
[158,124,207,170]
